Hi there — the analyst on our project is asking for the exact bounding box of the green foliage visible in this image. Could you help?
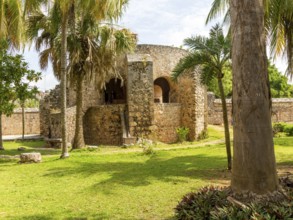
[284,124,293,136]
[208,67,232,98]
[176,185,293,220]
[175,186,229,220]
[0,48,41,116]
[269,62,293,98]
[273,123,293,137]
[207,62,293,98]
[176,127,190,142]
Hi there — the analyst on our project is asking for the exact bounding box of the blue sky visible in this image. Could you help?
[23,0,287,91]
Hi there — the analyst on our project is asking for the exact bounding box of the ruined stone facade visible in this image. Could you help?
[40,44,207,145]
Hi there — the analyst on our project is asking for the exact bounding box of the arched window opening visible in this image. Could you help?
[154,85,163,103]
[104,78,126,104]
[154,77,170,103]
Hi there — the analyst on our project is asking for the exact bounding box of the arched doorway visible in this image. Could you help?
[104,78,126,104]
[154,77,170,103]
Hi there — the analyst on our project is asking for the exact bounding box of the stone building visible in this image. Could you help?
[40,44,207,145]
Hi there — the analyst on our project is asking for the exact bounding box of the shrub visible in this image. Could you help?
[175,180,293,220]
[284,124,293,136]
[273,123,286,136]
[176,127,190,142]
[175,186,229,220]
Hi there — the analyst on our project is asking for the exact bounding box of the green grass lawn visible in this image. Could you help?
[0,127,292,220]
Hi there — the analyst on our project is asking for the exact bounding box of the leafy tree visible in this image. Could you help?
[230,0,278,194]
[208,62,293,98]
[269,62,293,97]
[172,24,232,170]
[0,48,40,149]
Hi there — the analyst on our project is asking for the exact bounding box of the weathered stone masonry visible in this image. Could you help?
[40,44,208,145]
[2,108,40,135]
[208,93,293,125]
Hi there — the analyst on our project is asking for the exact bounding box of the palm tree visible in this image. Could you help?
[268,0,293,77]
[26,0,135,150]
[0,0,22,49]
[172,24,232,170]
[207,0,293,78]
[230,0,278,194]
[67,22,136,149]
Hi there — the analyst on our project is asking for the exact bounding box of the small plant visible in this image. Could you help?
[176,127,190,142]
[138,137,155,155]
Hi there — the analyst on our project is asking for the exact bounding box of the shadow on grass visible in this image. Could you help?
[44,154,228,189]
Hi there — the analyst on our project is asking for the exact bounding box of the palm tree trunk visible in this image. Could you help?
[60,12,69,159]
[0,113,4,150]
[217,76,232,170]
[72,74,85,149]
[230,0,278,194]
[21,104,25,141]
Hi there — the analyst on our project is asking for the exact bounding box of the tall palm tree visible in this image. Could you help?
[172,24,232,170]
[68,23,136,149]
[207,0,293,78]
[26,0,135,150]
[230,0,278,194]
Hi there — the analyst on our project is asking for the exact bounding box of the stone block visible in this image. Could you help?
[20,153,41,163]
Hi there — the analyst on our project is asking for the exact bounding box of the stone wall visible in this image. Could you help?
[153,103,181,143]
[126,54,154,138]
[208,94,293,124]
[2,108,40,135]
[83,105,125,145]
[177,71,207,140]
[49,107,76,143]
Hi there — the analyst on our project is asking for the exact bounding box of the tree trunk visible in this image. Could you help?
[0,113,4,150]
[21,104,25,141]
[60,12,69,159]
[230,0,278,194]
[217,76,232,170]
[72,74,85,149]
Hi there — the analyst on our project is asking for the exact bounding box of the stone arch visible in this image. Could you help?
[104,78,126,104]
[154,77,170,103]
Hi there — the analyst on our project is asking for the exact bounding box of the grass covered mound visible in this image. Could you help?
[175,178,293,220]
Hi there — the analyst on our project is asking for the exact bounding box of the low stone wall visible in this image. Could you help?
[83,105,125,146]
[2,108,40,135]
[49,107,76,143]
[208,97,293,125]
[153,103,181,143]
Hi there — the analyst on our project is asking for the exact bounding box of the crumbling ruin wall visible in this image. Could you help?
[83,105,125,145]
[153,103,181,143]
[136,45,207,141]
[126,54,154,139]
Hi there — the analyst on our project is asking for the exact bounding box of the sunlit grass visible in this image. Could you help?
[0,126,292,219]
